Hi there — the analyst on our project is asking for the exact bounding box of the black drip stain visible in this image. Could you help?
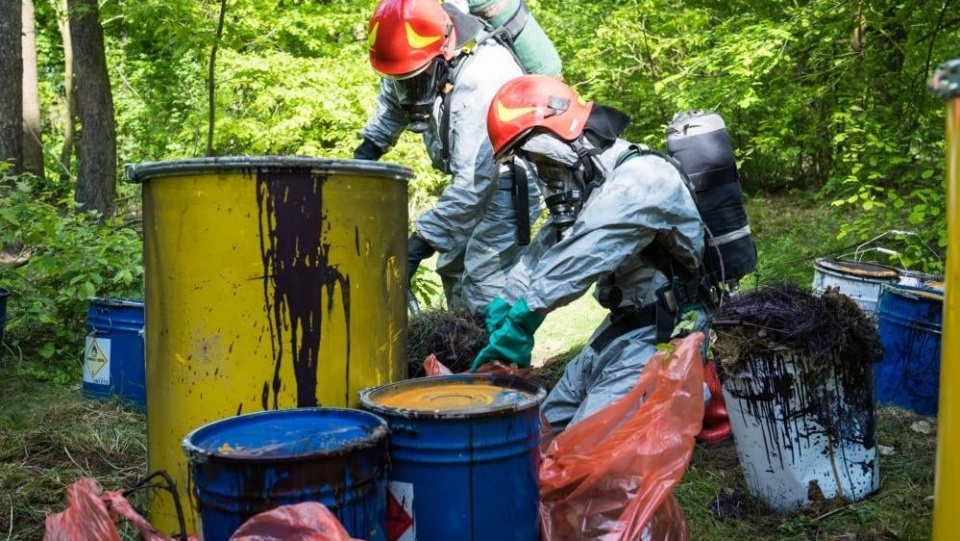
[727,350,876,475]
[715,285,883,499]
[256,170,352,408]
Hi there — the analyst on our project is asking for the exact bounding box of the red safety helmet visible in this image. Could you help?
[487,74,593,160]
[368,0,456,79]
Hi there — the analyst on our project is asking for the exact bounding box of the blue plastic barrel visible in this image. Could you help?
[182,407,389,541]
[83,298,146,409]
[875,282,944,415]
[360,374,546,541]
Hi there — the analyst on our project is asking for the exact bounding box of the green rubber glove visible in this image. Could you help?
[471,298,545,371]
[484,297,512,334]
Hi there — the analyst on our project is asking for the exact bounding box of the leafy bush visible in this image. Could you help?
[0,175,143,381]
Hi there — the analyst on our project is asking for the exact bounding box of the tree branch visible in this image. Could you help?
[206,0,228,157]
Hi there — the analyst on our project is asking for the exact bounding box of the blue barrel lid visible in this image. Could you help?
[882,281,944,302]
[88,297,144,308]
[182,407,388,464]
[125,156,413,183]
[359,374,546,420]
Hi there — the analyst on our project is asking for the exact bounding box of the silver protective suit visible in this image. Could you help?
[499,137,707,433]
[358,38,543,312]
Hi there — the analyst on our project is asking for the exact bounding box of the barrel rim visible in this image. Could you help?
[881,281,944,302]
[124,156,414,183]
[181,407,389,465]
[88,296,144,308]
[814,257,900,279]
[0,287,8,298]
[359,373,547,420]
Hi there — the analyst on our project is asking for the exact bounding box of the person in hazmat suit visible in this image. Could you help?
[472,74,711,434]
[355,0,557,312]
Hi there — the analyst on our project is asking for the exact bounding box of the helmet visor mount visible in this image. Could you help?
[527,153,585,232]
[389,57,449,134]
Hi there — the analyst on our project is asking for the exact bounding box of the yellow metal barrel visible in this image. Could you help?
[125,157,411,535]
[931,60,960,541]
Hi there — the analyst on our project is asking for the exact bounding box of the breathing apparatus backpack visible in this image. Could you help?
[665,110,757,287]
[613,110,757,313]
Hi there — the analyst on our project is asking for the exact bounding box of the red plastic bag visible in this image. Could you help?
[422,353,454,376]
[539,333,706,541]
[229,502,363,541]
[696,360,732,444]
[422,353,532,378]
[43,477,199,541]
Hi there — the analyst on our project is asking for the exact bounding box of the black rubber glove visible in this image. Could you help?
[353,138,385,161]
[407,233,436,283]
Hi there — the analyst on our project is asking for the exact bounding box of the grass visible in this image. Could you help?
[0,376,147,540]
[674,406,936,540]
[0,192,938,539]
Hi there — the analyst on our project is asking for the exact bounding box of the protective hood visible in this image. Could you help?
[583,104,631,147]
[520,133,580,166]
[442,2,482,50]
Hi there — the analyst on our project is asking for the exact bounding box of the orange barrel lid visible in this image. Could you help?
[360,374,546,419]
[815,258,900,279]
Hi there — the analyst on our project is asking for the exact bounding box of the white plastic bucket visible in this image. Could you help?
[722,347,879,512]
[812,258,899,318]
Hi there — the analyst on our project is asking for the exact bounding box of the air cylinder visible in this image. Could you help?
[468,0,562,77]
[666,111,757,284]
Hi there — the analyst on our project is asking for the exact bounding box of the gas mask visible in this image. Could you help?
[390,58,449,134]
[529,155,586,232]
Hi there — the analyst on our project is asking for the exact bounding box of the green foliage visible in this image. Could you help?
[539,0,952,275]
[740,194,855,288]
[0,174,143,380]
[212,49,372,156]
[13,0,956,368]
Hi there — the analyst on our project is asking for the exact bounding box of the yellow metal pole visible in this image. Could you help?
[931,58,960,541]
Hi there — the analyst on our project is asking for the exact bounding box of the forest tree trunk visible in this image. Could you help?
[22,0,45,178]
[68,0,117,216]
[0,0,24,174]
[55,0,76,176]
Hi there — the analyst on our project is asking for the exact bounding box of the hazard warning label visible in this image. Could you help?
[84,336,111,385]
[387,481,416,541]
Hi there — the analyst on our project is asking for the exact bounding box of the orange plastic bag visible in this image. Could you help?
[538,333,705,541]
[229,502,363,541]
[43,477,199,541]
[422,353,454,376]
